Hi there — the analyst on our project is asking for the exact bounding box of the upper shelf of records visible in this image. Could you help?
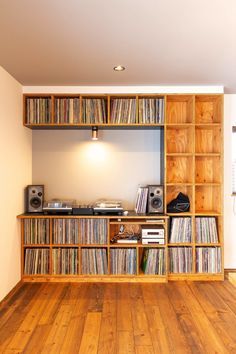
[23,94,223,128]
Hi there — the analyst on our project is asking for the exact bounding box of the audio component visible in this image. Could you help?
[72,205,94,215]
[147,185,164,214]
[26,185,44,213]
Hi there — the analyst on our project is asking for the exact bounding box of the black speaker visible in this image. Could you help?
[148,185,164,214]
[26,185,44,213]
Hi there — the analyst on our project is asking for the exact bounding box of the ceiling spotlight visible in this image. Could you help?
[113,65,125,72]
[91,126,98,140]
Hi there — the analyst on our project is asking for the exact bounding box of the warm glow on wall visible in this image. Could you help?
[80,141,110,166]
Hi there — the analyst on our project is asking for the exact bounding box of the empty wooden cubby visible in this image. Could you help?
[166,95,194,124]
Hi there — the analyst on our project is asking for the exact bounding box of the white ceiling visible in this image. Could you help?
[0,0,236,92]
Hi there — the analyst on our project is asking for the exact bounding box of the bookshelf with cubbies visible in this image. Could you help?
[23,94,165,127]
[165,94,223,280]
[19,214,169,282]
[20,92,223,282]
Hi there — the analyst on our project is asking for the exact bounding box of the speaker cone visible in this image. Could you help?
[30,197,41,208]
[151,197,162,209]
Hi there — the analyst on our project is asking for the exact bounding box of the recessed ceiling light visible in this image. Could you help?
[113,65,125,71]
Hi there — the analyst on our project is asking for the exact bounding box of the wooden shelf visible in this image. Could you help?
[110,243,166,247]
[166,153,194,157]
[195,243,222,246]
[168,243,193,246]
[20,93,223,282]
[167,212,193,216]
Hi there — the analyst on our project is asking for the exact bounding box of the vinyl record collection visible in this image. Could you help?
[196,247,221,273]
[80,219,108,244]
[195,217,219,243]
[81,248,108,275]
[141,248,165,275]
[134,186,148,214]
[138,98,164,124]
[81,98,107,123]
[26,97,51,124]
[110,248,137,275]
[169,217,192,243]
[169,247,192,273]
[24,219,50,244]
[54,97,80,124]
[110,98,136,124]
[52,248,78,274]
[53,219,79,244]
[24,248,49,274]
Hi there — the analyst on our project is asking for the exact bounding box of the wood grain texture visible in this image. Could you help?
[166,156,193,183]
[166,126,194,153]
[0,281,235,353]
[166,95,194,124]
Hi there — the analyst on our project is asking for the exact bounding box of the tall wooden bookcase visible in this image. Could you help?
[19,93,223,282]
[165,95,223,280]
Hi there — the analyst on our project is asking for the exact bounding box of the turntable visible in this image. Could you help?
[43,199,75,214]
[93,200,124,215]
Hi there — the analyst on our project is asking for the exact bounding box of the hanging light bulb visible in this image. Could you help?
[91,126,98,140]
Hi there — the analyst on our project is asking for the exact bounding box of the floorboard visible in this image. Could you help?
[0,281,236,353]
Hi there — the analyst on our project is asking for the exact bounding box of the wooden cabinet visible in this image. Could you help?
[19,214,168,282]
[21,92,223,281]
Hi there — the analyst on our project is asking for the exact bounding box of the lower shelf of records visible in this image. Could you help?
[23,246,222,276]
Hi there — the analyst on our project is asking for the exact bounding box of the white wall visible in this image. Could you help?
[224,94,236,268]
[0,67,32,301]
[32,129,162,210]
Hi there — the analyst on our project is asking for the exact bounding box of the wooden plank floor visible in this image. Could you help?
[1,281,236,353]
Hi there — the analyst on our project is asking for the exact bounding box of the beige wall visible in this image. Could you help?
[224,94,236,268]
[32,129,162,210]
[0,67,32,301]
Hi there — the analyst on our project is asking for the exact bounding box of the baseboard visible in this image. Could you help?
[0,280,22,309]
[224,269,236,286]
[225,268,236,273]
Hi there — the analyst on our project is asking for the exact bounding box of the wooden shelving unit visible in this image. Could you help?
[21,92,223,282]
[23,94,165,128]
[18,214,168,282]
[165,94,223,280]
